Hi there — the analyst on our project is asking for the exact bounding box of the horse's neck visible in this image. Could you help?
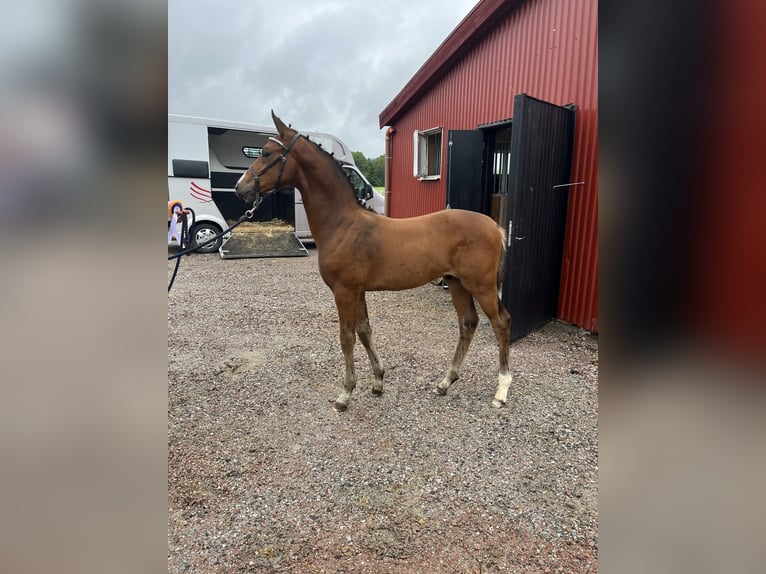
[294,144,360,245]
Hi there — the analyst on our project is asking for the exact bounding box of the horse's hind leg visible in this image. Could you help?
[474,289,512,407]
[436,276,479,396]
[356,294,385,396]
[332,288,360,412]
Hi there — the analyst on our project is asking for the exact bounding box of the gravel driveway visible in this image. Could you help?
[168,246,598,573]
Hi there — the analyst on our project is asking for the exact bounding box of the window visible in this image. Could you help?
[413,128,442,179]
[342,166,372,202]
[242,146,262,159]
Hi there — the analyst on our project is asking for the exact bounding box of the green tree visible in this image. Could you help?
[353,151,385,188]
[352,151,370,176]
[370,155,385,187]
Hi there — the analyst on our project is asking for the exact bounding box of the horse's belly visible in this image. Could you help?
[366,261,446,291]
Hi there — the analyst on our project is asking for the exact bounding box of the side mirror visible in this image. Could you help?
[364,183,373,201]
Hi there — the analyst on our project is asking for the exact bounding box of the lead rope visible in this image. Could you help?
[168,199,261,292]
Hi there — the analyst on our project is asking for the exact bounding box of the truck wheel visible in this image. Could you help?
[190,223,222,253]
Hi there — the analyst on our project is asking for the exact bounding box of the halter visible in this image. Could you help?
[246,132,302,207]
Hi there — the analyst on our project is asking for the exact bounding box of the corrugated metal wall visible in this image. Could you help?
[387,0,598,332]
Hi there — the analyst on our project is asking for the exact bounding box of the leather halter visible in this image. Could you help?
[247,132,302,198]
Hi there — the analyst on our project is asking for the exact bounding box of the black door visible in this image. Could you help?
[503,94,576,340]
[445,130,484,211]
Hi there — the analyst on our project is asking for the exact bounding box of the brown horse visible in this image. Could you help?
[235,112,512,411]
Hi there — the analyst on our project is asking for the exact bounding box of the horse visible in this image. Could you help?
[235,112,512,412]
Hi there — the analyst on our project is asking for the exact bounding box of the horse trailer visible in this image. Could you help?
[168,114,383,252]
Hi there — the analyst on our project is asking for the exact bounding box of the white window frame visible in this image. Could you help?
[413,127,443,180]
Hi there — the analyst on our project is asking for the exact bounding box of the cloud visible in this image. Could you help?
[169,0,478,158]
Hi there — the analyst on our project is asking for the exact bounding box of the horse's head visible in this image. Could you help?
[235,111,300,206]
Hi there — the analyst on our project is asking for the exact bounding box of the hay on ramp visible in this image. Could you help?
[220,219,308,259]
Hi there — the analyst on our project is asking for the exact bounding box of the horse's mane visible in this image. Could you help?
[303,135,366,207]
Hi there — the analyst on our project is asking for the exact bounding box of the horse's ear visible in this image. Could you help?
[271,110,290,138]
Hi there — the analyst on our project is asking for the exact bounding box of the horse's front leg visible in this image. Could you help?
[332,289,360,412]
[356,293,385,396]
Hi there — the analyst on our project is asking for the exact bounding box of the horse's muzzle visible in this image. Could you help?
[235,171,257,204]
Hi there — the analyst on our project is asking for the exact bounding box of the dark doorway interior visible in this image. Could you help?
[487,126,512,230]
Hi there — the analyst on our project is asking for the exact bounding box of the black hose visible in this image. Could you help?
[168,208,196,292]
[167,214,253,261]
[168,206,255,292]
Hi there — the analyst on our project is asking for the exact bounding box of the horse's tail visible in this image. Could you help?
[496,225,507,291]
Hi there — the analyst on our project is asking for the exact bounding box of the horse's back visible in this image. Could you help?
[384,209,501,247]
[357,209,503,291]
[431,208,500,233]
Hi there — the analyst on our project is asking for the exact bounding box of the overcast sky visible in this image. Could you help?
[169,0,479,158]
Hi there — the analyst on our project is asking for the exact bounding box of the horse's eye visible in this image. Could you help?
[262,149,272,159]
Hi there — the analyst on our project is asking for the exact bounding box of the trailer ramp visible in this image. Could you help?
[219,220,308,259]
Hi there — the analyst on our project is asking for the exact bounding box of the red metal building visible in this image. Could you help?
[379,0,598,334]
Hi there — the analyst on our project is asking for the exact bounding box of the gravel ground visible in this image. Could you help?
[168,246,598,573]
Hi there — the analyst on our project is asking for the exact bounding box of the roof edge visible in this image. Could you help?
[378,0,522,128]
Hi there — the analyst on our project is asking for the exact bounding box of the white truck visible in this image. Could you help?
[168,114,384,252]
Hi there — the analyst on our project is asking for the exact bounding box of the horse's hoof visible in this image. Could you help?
[491,398,504,408]
[434,386,448,396]
[371,388,383,396]
[332,401,348,412]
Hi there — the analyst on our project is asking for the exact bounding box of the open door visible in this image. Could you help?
[503,94,576,340]
[445,130,484,211]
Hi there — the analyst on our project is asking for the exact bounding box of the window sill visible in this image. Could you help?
[417,175,441,181]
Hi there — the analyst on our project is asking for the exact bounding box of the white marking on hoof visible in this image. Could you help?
[333,390,351,411]
[493,372,513,406]
[436,374,456,396]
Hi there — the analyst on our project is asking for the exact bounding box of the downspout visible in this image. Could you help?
[384,126,395,216]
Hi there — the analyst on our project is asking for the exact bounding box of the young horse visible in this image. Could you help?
[235,112,512,411]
